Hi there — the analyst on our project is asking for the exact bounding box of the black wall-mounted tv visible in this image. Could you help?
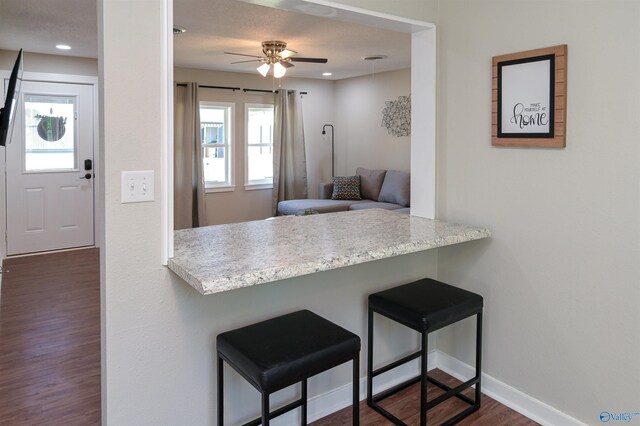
[0,49,24,147]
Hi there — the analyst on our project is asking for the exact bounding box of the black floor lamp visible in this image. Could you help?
[321,124,334,177]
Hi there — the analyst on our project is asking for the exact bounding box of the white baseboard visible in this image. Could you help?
[305,349,586,426]
[425,350,587,426]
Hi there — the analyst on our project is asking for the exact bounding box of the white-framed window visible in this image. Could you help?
[245,104,274,189]
[200,102,234,191]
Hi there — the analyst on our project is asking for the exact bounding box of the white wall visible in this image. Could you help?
[435,1,640,424]
[335,68,411,175]
[101,1,438,425]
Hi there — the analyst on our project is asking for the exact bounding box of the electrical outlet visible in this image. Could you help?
[121,170,154,203]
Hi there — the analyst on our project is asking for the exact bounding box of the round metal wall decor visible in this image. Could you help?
[381,95,411,137]
[36,115,67,142]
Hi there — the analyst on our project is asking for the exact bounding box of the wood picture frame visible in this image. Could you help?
[492,45,567,148]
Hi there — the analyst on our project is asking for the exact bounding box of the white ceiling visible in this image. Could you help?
[0,0,410,80]
[173,0,411,80]
[0,0,98,58]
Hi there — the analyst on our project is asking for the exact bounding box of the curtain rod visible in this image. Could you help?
[176,83,307,95]
[176,84,240,91]
[242,88,308,95]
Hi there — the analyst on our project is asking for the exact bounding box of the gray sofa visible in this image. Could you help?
[277,168,410,215]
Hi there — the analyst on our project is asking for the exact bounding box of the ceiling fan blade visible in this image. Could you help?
[290,57,328,64]
[279,60,294,68]
[280,49,297,59]
[230,59,262,64]
[224,52,263,59]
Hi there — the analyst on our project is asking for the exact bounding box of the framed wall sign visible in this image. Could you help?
[492,45,567,147]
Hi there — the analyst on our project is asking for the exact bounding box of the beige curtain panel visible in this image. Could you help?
[272,90,308,215]
[174,82,207,229]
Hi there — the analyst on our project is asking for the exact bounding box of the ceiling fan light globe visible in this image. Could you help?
[280,49,297,59]
[273,62,287,78]
[257,63,270,77]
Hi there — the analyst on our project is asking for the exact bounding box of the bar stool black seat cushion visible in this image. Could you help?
[217,310,360,393]
[369,278,483,332]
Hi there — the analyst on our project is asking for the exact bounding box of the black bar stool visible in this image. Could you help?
[217,309,361,425]
[367,278,483,425]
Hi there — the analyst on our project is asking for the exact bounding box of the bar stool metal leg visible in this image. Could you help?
[420,332,428,426]
[475,312,483,408]
[353,354,360,426]
[366,307,374,406]
[261,393,270,426]
[218,355,224,426]
[301,379,307,425]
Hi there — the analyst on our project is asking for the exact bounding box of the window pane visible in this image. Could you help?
[202,123,223,144]
[24,94,76,171]
[200,107,226,124]
[247,108,273,146]
[247,146,273,182]
[203,146,227,183]
[199,103,232,186]
[247,106,274,184]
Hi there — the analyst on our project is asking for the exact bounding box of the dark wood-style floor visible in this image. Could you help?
[0,248,101,426]
[312,369,539,426]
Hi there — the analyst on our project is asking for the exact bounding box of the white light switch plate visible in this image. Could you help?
[121,170,155,203]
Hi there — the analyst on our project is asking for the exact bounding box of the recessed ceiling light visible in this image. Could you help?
[56,44,71,50]
[322,72,332,76]
[294,3,336,18]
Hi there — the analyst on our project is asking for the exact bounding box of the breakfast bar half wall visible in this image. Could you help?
[166,209,490,424]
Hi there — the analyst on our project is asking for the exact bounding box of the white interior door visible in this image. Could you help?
[5,80,95,255]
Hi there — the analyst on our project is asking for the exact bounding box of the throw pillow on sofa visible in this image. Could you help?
[356,167,387,201]
[331,176,362,200]
[378,170,410,207]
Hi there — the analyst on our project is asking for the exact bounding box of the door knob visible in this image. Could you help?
[80,173,92,180]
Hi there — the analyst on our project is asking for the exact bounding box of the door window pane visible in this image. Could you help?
[24,94,76,171]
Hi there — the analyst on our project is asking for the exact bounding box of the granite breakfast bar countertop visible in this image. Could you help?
[168,209,491,295]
